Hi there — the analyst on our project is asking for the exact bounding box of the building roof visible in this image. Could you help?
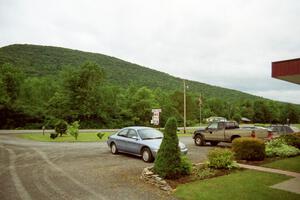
[272,58,300,84]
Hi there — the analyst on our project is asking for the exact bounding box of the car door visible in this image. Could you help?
[203,122,219,140]
[124,129,141,155]
[115,129,129,151]
[214,122,226,140]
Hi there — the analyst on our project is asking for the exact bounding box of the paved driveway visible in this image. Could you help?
[0,134,212,200]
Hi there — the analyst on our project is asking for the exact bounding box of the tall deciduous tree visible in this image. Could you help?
[130,87,158,125]
[0,63,24,107]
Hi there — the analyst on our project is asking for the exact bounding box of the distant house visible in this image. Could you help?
[241,117,251,123]
[206,116,227,123]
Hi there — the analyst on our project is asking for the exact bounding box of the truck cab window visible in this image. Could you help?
[218,123,225,130]
[208,123,218,129]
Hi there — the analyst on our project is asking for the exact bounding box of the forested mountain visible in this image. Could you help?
[0,44,258,101]
[0,44,299,129]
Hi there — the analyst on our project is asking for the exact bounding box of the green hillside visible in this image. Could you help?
[0,44,299,129]
[0,44,258,101]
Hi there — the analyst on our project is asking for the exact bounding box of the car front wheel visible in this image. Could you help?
[111,143,118,154]
[141,148,154,163]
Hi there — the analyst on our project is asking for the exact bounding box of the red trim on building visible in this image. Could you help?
[272,58,300,77]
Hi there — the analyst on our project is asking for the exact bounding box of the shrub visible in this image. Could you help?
[280,133,300,149]
[265,138,300,157]
[54,120,68,136]
[97,132,105,140]
[180,156,192,176]
[154,117,182,179]
[207,148,236,169]
[232,138,265,161]
[67,121,80,140]
[50,133,58,139]
[194,167,216,179]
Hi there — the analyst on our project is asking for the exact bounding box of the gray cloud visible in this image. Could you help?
[0,0,299,103]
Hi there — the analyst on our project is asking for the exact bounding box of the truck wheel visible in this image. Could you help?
[231,136,240,142]
[210,141,219,146]
[194,135,204,146]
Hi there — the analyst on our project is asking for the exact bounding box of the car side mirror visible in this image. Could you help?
[132,136,138,140]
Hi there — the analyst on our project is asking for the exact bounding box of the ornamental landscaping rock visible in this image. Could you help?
[140,166,173,193]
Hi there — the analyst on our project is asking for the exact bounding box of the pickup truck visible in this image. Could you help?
[193,121,273,146]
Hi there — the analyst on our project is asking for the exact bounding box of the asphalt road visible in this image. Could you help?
[0,133,213,200]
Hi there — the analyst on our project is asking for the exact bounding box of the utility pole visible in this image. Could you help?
[183,79,186,134]
[199,93,202,127]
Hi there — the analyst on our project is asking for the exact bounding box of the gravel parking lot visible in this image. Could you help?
[0,133,213,200]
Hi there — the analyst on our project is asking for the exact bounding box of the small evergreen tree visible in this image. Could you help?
[154,117,182,179]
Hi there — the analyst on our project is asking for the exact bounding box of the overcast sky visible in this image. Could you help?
[1,0,300,104]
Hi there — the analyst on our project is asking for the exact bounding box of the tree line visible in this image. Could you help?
[0,62,299,129]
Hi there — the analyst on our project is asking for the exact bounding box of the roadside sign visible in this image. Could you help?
[151,109,162,125]
[152,109,162,113]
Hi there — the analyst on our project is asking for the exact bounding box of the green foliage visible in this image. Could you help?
[280,133,300,149]
[67,121,80,140]
[154,117,182,179]
[130,87,158,125]
[180,156,193,176]
[0,44,300,129]
[54,120,68,136]
[265,138,300,157]
[232,138,265,161]
[194,167,216,179]
[0,63,24,104]
[207,148,236,169]
[97,132,105,140]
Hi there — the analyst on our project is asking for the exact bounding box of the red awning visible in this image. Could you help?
[272,58,300,84]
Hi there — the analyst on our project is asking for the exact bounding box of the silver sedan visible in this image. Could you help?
[107,126,188,162]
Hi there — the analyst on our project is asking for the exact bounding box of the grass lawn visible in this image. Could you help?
[293,124,300,129]
[174,170,299,200]
[18,131,192,142]
[18,132,112,142]
[263,156,300,173]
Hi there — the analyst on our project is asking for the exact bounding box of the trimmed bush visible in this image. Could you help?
[232,138,265,161]
[54,120,68,136]
[266,138,300,157]
[280,133,300,149]
[154,117,189,179]
[207,148,235,169]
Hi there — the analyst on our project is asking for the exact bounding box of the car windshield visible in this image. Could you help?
[138,128,163,140]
